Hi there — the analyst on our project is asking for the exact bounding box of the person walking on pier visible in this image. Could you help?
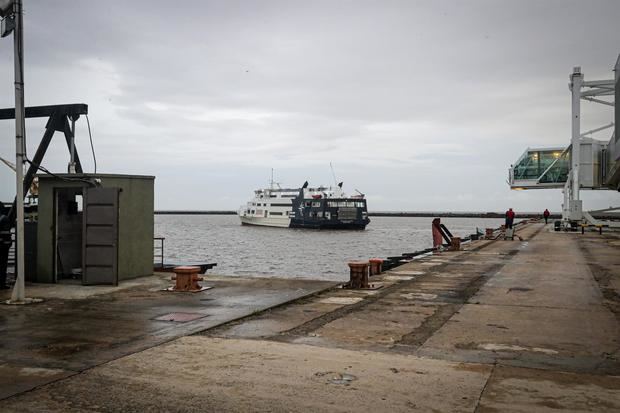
[505,208,515,230]
[543,208,550,224]
[0,204,12,289]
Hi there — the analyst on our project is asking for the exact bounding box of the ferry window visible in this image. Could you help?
[305,201,311,207]
[270,211,283,216]
[285,211,289,216]
[270,194,277,198]
[312,201,321,207]
[271,203,290,207]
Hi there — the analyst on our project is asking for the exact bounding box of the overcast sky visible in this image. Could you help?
[0,0,618,212]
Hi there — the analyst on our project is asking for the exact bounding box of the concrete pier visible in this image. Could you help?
[0,222,619,412]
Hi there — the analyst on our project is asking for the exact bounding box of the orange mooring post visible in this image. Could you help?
[347,261,369,288]
[172,266,203,292]
[432,218,443,249]
[369,258,384,276]
[450,237,461,251]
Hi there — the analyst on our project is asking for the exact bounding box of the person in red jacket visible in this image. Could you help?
[505,208,515,229]
[543,208,550,224]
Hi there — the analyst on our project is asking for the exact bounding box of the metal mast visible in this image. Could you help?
[10,0,25,303]
[1,0,33,303]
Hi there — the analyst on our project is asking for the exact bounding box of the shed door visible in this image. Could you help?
[82,187,119,285]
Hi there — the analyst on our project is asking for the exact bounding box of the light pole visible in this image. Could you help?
[1,0,35,304]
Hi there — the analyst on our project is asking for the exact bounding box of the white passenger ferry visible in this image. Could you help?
[238,181,369,229]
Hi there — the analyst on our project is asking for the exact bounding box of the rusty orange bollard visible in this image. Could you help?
[347,261,369,289]
[172,266,203,292]
[368,258,384,276]
[450,237,461,251]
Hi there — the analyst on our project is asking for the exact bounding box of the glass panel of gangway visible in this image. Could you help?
[538,150,570,184]
[510,147,569,188]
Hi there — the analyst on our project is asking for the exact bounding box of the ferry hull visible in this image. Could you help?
[239,215,290,228]
[289,220,369,230]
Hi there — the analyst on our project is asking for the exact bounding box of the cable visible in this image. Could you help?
[85,114,97,173]
[25,159,97,187]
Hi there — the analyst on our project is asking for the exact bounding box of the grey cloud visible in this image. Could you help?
[0,0,618,212]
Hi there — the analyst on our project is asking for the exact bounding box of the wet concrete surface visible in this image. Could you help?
[0,274,336,399]
[1,222,620,411]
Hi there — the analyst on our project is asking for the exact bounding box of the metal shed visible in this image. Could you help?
[34,173,155,285]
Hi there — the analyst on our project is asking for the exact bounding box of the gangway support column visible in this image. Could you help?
[566,67,584,222]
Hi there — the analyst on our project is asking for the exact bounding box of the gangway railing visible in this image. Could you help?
[583,210,620,229]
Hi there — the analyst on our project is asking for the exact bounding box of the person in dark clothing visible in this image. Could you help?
[505,208,515,230]
[543,208,550,224]
[0,204,12,289]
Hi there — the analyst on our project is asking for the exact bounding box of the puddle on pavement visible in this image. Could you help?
[314,371,358,385]
[478,343,558,355]
[507,287,533,293]
[19,367,68,377]
[153,312,208,322]
[318,297,363,305]
[401,292,438,301]
[389,270,425,276]
[383,275,413,281]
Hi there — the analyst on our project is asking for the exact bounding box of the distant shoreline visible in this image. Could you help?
[154,210,557,219]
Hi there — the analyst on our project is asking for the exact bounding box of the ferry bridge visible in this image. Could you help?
[507,53,620,227]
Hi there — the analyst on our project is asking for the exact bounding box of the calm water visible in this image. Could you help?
[154,215,504,281]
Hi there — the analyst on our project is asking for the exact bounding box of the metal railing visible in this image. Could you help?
[154,237,165,268]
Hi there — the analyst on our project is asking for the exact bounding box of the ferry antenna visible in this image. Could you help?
[330,162,338,187]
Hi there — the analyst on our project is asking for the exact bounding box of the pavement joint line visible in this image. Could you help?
[464,302,611,311]
[415,345,620,376]
[473,362,496,413]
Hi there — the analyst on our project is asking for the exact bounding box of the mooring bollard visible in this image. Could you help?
[172,266,203,292]
[450,237,461,251]
[485,228,494,239]
[369,258,384,276]
[347,261,369,289]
